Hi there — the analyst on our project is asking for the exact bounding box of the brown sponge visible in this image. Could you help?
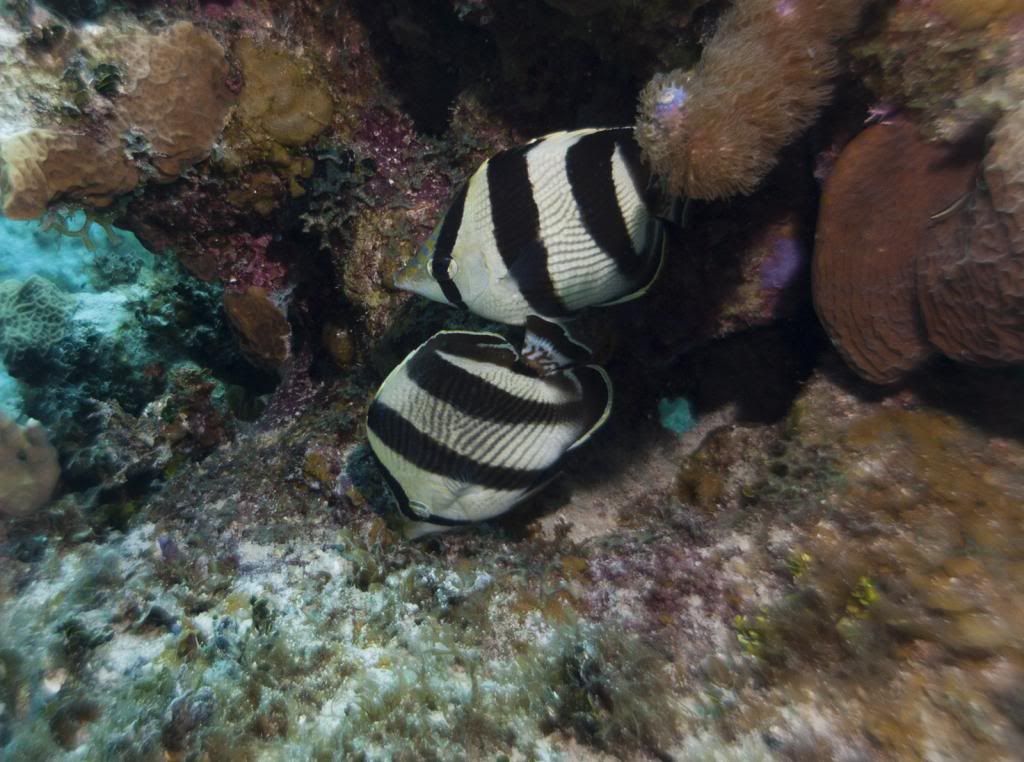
[637,0,872,200]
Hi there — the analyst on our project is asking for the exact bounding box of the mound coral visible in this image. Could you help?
[636,0,873,199]
[231,38,334,150]
[0,21,233,219]
[0,413,60,517]
[223,287,292,370]
[814,111,1024,383]
[812,118,978,383]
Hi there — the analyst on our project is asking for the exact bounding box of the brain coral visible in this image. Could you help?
[0,22,233,219]
[0,413,60,518]
[0,275,73,363]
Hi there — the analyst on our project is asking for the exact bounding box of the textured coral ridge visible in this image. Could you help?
[636,0,873,200]
[919,103,1024,365]
[0,20,233,219]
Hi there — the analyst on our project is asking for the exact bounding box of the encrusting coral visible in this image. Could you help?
[636,0,874,199]
[0,21,233,219]
[222,287,292,371]
[0,413,60,517]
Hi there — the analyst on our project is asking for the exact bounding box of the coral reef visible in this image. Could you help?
[918,102,1024,365]
[852,1,1024,143]
[636,0,873,199]
[0,413,59,517]
[0,0,1022,759]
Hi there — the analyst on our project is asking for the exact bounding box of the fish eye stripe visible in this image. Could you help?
[432,180,469,309]
[566,129,646,278]
[367,401,555,491]
[405,350,585,426]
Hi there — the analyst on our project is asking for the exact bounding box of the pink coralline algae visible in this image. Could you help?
[205,234,287,293]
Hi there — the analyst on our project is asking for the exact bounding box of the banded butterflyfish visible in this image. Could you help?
[395,127,677,325]
[366,317,612,538]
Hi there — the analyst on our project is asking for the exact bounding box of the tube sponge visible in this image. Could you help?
[636,0,873,199]
[0,413,60,518]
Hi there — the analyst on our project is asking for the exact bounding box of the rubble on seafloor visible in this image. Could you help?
[0,0,1023,759]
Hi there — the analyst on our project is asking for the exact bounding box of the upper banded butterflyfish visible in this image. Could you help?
[395,127,676,326]
[367,317,612,538]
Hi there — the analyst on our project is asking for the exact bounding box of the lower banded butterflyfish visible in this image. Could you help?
[395,127,676,326]
[366,317,612,538]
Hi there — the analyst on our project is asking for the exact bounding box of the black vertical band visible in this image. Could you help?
[565,129,644,278]
[487,146,571,318]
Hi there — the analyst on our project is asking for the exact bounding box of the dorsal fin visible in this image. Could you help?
[520,316,592,376]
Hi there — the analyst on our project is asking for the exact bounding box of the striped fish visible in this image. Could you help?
[395,127,669,325]
[366,317,612,538]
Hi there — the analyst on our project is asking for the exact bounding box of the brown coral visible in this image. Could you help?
[917,106,1024,365]
[112,21,234,180]
[636,0,872,199]
[812,118,979,384]
[0,22,232,219]
[223,287,292,370]
[232,38,334,149]
[0,129,140,219]
[0,414,60,518]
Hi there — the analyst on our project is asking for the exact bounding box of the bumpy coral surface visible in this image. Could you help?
[0,20,233,219]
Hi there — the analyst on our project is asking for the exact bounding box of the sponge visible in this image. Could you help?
[0,413,60,518]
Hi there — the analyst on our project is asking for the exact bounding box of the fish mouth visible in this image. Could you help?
[393,252,428,291]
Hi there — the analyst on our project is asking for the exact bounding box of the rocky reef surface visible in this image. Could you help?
[1,0,1023,759]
